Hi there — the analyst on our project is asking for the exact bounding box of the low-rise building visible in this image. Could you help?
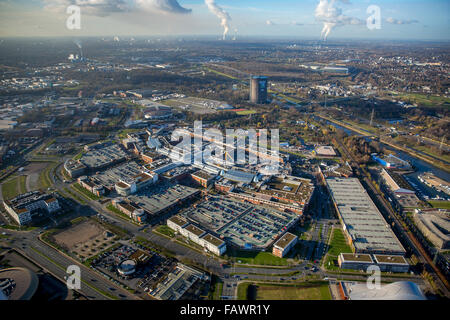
[114,171,158,196]
[338,253,374,271]
[315,146,337,157]
[191,170,215,188]
[373,255,410,273]
[337,253,409,273]
[64,159,87,178]
[141,151,163,164]
[272,232,298,258]
[167,215,189,233]
[111,199,147,224]
[77,176,105,196]
[215,179,235,193]
[372,154,412,170]
[180,224,206,243]
[167,215,227,256]
[199,233,227,256]
[3,191,61,225]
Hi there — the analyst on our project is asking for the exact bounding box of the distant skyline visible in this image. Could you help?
[0,0,448,40]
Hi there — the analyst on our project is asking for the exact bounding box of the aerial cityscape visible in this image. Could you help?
[0,0,449,309]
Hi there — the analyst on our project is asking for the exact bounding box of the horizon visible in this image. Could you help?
[0,0,448,41]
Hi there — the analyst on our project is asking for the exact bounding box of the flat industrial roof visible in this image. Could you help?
[273,232,297,249]
[128,185,199,217]
[202,233,225,247]
[374,255,408,265]
[326,177,405,255]
[192,170,214,180]
[168,215,188,228]
[185,224,206,237]
[340,253,374,263]
[223,170,255,184]
[80,143,127,169]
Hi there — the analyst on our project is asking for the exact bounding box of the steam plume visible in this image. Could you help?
[205,0,231,40]
[315,0,363,40]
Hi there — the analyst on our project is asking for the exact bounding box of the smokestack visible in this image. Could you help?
[205,0,231,40]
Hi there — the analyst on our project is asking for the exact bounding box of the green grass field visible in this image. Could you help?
[237,282,251,300]
[18,175,27,194]
[1,176,21,200]
[394,93,450,108]
[255,284,331,300]
[413,145,450,164]
[236,110,257,116]
[227,249,289,266]
[205,67,239,80]
[72,183,101,201]
[429,201,450,210]
[210,276,224,300]
[237,282,331,300]
[323,228,353,270]
[155,225,176,238]
[38,162,58,190]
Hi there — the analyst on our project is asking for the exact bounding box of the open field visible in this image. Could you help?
[204,67,239,80]
[228,248,289,266]
[323,228,353,271]
[1,175,27,200]
[37,162,58,190]
[237,282,332,300]
[236,109,257,116]
[72,183,101,201]
[255,283,332,300]
[413,145,450,164]
[393,93,450,108]
[429,201,450,210]
[20,162,50,191]
[52,220,116,260]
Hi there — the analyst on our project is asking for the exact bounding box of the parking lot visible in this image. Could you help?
[180,196,301,250]
[181,196,253,231]
[92,242,178,297]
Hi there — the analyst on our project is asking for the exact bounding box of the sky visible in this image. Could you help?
[0,0,448,40]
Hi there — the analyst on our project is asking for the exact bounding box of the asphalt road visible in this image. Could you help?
[3,229,137,300]
[0,151,433,301]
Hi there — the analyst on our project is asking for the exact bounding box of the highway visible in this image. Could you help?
[0,141,435,301]
[3,229,138,300]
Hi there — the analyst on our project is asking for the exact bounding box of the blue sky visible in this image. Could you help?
[0,0,448,40]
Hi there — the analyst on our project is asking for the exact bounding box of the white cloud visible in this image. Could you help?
[315,0,363,40]
[135,0,192,14]
[43,0,192,16]
[43,0,129,17]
